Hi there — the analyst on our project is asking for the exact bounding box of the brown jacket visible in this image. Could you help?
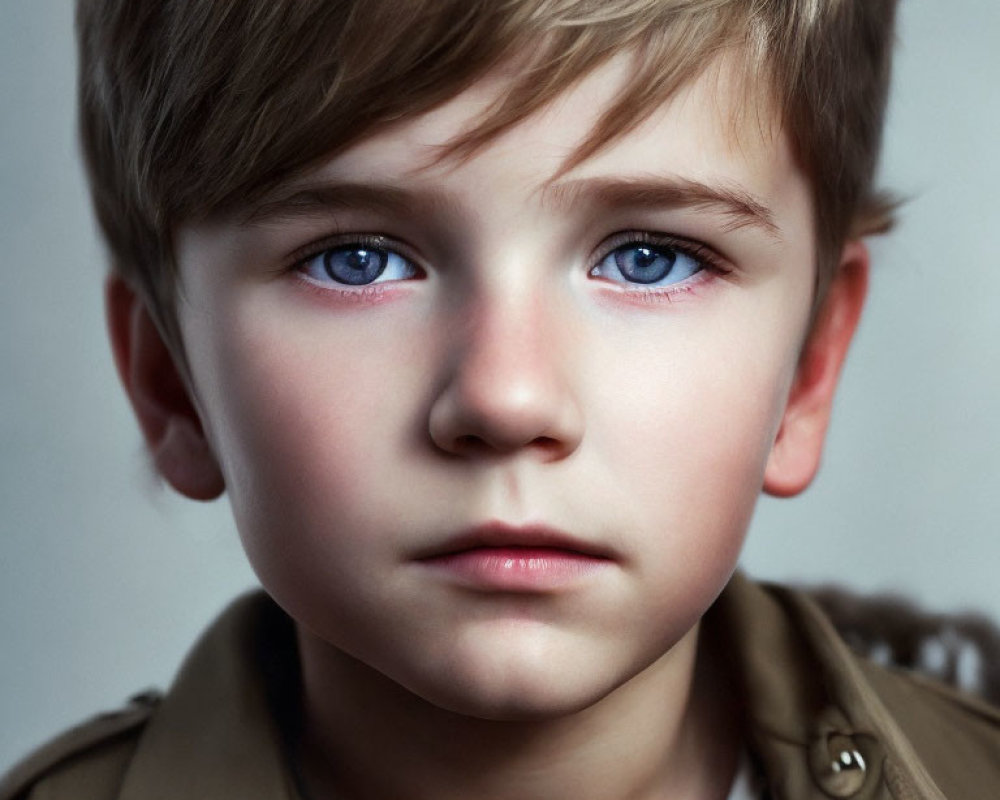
[3,574,999,799]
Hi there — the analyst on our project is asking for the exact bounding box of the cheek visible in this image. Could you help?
[587,306,802,557]
[188,302,423,592]
[616,356,782,494]
[575,314,802,659]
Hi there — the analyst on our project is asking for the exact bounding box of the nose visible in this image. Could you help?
[428,290,584,461]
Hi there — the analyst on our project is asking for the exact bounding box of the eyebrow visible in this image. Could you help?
[241,182,458,226]
[242,175,781,240]
[542,175,781,239]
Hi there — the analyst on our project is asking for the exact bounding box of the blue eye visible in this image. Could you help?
[591,241,703,288]
[299,242,418,286]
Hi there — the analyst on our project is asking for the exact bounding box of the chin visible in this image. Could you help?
[426,682,613,722]
[398,650,627,722]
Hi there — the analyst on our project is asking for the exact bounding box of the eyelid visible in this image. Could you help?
[288,232,424,274]
[593,231,731,276]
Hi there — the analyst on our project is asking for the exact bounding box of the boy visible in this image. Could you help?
[4,1,999,798]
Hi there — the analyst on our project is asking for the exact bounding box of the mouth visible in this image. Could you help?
[414,521,616,592]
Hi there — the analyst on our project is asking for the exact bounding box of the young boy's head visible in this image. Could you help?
[79,0,897,720]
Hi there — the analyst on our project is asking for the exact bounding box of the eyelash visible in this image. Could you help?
[600,231,725,268]
[292,233,423,290]
[589,231,729,294]
[290,230,729,292]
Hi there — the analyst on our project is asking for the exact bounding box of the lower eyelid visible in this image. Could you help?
[590,266,715,299]
[292,274,402,307]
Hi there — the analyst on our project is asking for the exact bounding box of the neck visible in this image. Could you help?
[293,625,741,800]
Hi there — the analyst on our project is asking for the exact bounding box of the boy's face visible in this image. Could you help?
[168,56,830,718]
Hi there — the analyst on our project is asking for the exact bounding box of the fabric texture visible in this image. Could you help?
[3,574,999,800]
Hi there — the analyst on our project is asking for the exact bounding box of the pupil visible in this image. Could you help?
[347,250,371,272]
[635,248,657,269]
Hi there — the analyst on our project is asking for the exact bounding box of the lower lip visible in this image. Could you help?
[419,547,611,591]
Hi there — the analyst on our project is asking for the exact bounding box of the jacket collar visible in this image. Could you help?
[712,574,951,800]
[118,593,301,800]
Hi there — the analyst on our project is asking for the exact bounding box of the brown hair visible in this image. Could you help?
[77,0,898,348]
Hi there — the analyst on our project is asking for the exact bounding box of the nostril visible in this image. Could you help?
[454,434,484,453]
[449,433,564,458]
[452,434,510,456]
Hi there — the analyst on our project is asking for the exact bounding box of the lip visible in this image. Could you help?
[415,522,616,592]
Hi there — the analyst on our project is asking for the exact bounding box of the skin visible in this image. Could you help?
[108,54,868,800]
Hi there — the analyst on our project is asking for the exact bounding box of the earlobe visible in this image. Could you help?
[106,276,225,501]
[763,241,869,498]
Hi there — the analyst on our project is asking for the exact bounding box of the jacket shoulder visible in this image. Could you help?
[0,693,159,800]
[860,659,1000,789]
[799,582,1000,794]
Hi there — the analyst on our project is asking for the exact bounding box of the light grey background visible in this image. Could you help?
[2,0,998,770]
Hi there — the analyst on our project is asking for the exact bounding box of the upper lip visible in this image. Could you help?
[415,521,616,561]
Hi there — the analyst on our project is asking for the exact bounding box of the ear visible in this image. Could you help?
[763,241,869,497]
[106,276,225,500]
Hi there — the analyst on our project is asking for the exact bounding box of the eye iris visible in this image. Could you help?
[614,245,676,284]
[324,247,387,285]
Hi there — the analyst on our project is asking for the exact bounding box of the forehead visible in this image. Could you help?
[245,52,802,239]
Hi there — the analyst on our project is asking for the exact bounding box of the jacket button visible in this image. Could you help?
[809,733,868,797]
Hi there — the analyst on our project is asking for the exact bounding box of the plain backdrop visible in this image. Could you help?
[2,0,998,770]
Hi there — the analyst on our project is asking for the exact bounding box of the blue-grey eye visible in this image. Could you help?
[300,242,418,286]
[592,242,702,287]
[325,247,388,285]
